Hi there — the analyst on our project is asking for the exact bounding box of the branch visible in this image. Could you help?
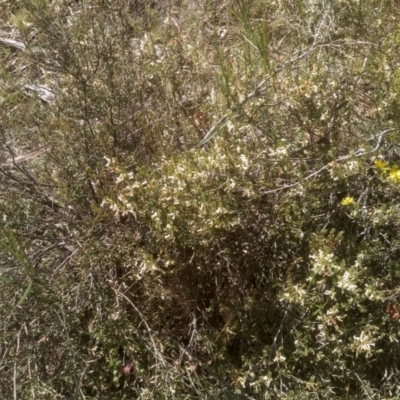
[0,37,25,51]
[23,84,56,105]
[166,336,256,400]
[1,144,52,167]
[262,127,394,195]
[113,289,167,367]
[198,44,323,147]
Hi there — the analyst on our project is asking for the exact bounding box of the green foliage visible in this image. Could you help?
[1,0,400,398]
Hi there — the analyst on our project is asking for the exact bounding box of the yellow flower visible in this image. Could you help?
[389,168,400,182]
[341,197,355,206]
[374,159,389,171]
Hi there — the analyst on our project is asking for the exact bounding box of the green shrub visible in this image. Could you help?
[1,0,400,399]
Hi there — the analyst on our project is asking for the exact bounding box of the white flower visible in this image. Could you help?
[116,174,126,184]
[353,331,375,356]
[338,270,357,292]
[311,250,337,274]
[239,154,249,170]
[273,350,286,363]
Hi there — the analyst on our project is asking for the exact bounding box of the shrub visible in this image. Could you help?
[1,0,400,398]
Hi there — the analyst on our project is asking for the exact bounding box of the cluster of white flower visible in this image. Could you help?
[310,249,339,275]
[352,331,376,358]
[281,284,307,305]
[337,270,358,293]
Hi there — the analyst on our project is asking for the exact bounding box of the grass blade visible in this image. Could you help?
[16,280,33,307]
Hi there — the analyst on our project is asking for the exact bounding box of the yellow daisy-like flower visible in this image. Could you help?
[341,197,355,206]
[374,159,389,170]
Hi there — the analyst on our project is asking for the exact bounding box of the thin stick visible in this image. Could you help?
[114,289,167,367]
[0,37,25,51]
[262,128,393,195]
[13,362,17,400]
[1,144,52,167]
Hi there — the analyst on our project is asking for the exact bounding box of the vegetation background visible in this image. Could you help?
[1,0,400,398]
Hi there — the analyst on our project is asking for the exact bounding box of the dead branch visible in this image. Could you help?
[1,144,52,167]
[0,37,26,51]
